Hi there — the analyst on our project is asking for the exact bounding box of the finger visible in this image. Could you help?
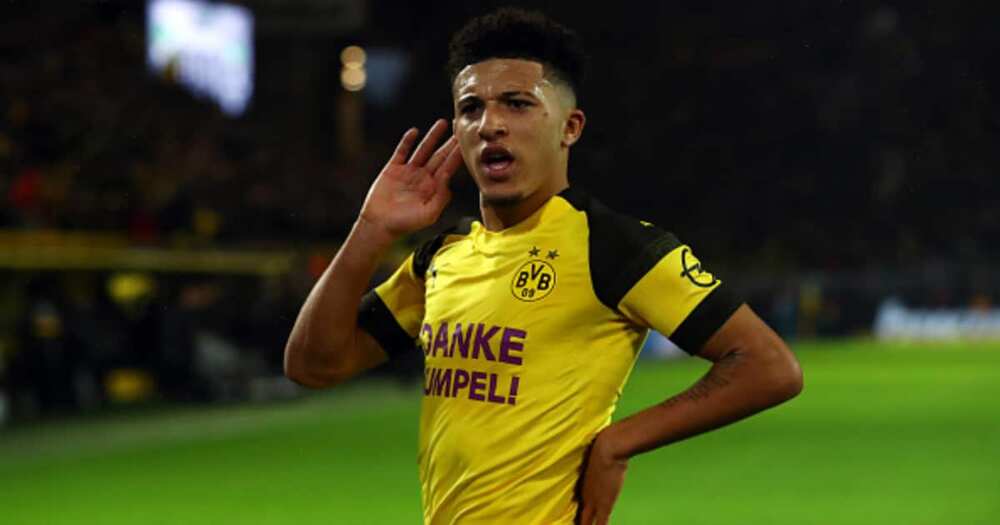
[425,135,457,174]
[408,119,449,166]
[434,142,465,185]
[390,128,419,165]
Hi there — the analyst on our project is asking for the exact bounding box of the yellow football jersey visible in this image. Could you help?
[358,187,740,524]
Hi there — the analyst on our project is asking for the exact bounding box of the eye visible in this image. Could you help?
[459,101,482,115]
[508,99,532,109]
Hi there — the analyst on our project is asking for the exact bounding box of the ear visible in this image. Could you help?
[561,109,586,147]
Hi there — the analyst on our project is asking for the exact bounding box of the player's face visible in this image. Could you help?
[452,58,576,207]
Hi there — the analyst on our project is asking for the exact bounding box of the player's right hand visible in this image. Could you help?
[358,119,463,240]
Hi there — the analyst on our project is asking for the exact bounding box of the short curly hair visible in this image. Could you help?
[446,7,587,100]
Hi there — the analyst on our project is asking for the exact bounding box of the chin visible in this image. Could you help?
[480,187,525,207]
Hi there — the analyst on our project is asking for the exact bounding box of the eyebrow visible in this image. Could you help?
[457,90,539,104]
[499,90,537,99]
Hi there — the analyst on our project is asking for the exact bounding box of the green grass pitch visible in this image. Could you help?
[1,340,998,524]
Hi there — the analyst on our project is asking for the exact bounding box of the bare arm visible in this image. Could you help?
[578,304,803,524]
[599,304,802,455]
[283,119,464,388]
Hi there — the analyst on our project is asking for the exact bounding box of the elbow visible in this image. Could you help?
[766,346,803,404]
[283,341,343,390]
[284,364,333,390]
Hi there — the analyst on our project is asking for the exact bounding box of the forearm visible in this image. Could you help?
[284,217,397,387]
[603,346,802,460]
[283,120,459,387]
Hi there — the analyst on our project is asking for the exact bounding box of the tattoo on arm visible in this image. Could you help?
[661,350,743,408]
[606,349,752,457]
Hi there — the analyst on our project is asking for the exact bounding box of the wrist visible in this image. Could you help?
[596,424,631,463]
[352,215,400,252]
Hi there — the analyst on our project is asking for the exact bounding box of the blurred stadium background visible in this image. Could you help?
[1,1,998,523]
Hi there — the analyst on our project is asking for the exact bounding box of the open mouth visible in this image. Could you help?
[480,145,515,176]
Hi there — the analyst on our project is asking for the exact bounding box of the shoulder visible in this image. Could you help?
[411,217,476,279]
[557,187,682,311]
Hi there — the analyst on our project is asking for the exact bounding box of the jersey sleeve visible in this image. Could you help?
[616,242,742,354]
[576,189,741,355]
[357,222,469,360]
[357,254,425,360]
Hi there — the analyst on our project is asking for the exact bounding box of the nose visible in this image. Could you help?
[478,103,508,141]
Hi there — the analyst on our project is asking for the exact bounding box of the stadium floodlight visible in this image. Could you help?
[147,0,254,116]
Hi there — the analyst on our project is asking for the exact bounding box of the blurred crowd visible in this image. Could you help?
[2,2,998,421]
[0,4,383,244]
[2,3,998,262]
[0,5,425,421]
[4,272,296,414]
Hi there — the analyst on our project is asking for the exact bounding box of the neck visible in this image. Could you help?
[479,179,569,231]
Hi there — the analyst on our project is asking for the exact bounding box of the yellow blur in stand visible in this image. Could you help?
[104,369,156,404]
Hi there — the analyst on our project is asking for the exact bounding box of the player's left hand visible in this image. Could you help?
[577,430,628,525]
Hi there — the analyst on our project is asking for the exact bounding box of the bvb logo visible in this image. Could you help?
[511,260,556,302]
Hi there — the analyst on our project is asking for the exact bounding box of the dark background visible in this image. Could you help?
[1,0,997,418]
[5,1,998,267]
